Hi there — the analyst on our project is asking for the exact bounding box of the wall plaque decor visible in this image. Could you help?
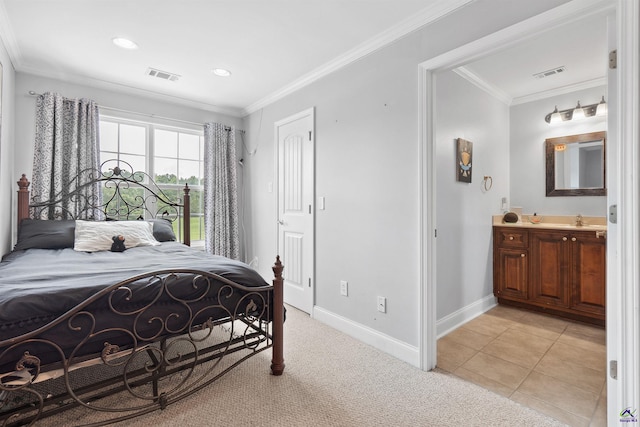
[457,138,473,183]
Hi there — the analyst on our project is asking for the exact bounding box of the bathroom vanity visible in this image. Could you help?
[493,216,606,325]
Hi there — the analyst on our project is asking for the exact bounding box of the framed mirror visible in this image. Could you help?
[545,131,606,197]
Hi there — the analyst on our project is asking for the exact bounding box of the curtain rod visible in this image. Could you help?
[28,90,243,133]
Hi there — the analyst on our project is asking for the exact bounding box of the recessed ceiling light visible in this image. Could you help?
[112,37,138,50]
[212,68,232,77]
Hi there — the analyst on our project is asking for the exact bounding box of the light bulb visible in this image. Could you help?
[572,101,585,121]
[112,37,138,50]
[549,106,562,125]
[596,96,607,116]
[212,68,232,77]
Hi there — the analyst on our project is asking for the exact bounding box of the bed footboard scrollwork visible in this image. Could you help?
[0,259,284,427]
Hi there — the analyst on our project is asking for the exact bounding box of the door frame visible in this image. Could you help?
[274,107,316,314]
[419,0,638,422]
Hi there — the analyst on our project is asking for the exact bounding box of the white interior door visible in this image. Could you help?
[275,108,315,314]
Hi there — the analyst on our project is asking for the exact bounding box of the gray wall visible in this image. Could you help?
[509,85,607,216]
[242,0,569,348]
[0,39,16,256]
[435,71,510,320]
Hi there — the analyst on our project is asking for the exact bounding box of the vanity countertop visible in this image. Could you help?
[492,215,607,231]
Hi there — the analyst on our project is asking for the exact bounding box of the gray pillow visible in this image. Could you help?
[15,219,76,251]
[147,218,177,242]
[14,218,177,251]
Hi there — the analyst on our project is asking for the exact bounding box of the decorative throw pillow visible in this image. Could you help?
[14,219,76,251]
[146,218,177,242]
[74,220,160,252]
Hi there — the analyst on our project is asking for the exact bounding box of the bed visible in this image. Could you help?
[0,162,284,426]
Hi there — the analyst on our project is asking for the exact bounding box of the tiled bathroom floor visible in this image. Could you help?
[437,305,607,427]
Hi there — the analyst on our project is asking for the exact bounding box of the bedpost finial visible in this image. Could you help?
[18,174,30,189]
[272,255,283,278]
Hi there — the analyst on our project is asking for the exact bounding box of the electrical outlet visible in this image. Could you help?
[340,280,348,296]
[377,296,386,313]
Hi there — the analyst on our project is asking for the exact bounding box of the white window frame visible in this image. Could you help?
[98,114,205,247]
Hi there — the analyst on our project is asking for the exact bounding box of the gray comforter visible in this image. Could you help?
[0,242,269,337]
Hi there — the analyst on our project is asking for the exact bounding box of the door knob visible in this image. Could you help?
[562,237,568,241]
[277,219,284,225]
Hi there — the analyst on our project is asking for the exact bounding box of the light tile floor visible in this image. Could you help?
[437,305,606,427]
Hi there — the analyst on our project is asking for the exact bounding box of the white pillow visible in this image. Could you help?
[74,220,160,252]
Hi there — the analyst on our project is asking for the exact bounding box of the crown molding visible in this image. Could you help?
[18,66,244,118]
[241,0,474,116]
[453,66,512,105]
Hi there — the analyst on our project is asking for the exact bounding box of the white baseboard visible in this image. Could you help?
[312,306,420,368]
[436,294,497,339]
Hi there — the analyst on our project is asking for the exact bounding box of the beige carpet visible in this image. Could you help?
[36,306,567,427]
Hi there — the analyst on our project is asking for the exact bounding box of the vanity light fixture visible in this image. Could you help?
[544,97,607,124]
[112,37,138,50]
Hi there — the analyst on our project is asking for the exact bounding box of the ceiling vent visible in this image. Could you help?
[533,66,566,79]
[146,67,180,82]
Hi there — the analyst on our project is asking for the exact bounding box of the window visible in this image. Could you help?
[99,116,205,245]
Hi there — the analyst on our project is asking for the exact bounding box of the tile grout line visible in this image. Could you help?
[506,320,564,402]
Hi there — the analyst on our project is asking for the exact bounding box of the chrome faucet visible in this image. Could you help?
[575,214,584,226]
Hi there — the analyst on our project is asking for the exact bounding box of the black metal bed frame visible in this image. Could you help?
[1,161,285,426]
[25,159,192,246]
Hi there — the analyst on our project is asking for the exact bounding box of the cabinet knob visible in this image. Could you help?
[509,236,514,241]
[521,253,525,258]
[571,237,577,242]
[562,237,568,241]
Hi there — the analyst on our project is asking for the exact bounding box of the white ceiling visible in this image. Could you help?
[458,12,608,105]
[0,1,609,117]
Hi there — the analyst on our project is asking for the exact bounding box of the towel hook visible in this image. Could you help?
[482,176,493,191]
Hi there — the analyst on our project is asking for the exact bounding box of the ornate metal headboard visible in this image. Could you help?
[17,160,192,246]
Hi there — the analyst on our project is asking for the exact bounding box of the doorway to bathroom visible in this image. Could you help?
[419,1,639,424]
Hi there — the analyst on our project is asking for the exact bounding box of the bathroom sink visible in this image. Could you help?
[575,224,607,230]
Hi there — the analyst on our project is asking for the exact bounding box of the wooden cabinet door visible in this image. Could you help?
[495,248,528,300]
[529,230,569,307]
[570,231,606,316]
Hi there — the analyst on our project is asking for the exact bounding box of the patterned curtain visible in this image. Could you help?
[31,92,101,219]
[203,123,239,259]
